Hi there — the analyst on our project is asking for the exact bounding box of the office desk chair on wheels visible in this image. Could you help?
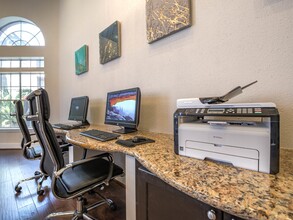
[26,88,124,220]
[14,100,47,195]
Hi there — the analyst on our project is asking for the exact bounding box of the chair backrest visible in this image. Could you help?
[14,100,32,148]
[26,88,64,176]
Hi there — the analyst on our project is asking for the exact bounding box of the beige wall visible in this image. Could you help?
[58,0,293,149]
[0,0,60,148]
[1,0,292,150]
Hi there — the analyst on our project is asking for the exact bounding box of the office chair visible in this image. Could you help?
[26,88,124,220]
[13,100,47,195]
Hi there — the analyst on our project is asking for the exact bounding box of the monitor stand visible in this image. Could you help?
[113,127,137,134]
[81,120,90,126]
[73,120,89,128]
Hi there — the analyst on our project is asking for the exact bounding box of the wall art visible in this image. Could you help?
[146,0,192,43]
[99,21,121,64]
[75,45,88,75]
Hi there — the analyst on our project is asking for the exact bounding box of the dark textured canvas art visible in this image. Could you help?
[99,21,121,64]
[146,0,191,43]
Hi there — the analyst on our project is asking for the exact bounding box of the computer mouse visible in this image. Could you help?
[132,136,147,143]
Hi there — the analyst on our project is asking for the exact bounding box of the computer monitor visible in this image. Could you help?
[68,96,89,125]
[105,87,141,134]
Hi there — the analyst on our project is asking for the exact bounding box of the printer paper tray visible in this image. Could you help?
[184,141,259,171]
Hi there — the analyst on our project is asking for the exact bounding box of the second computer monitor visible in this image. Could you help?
[105,87,141,134]
[68,96,89,124]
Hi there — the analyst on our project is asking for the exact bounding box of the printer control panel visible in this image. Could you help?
[181,107,268,116]
[207,107,262,114]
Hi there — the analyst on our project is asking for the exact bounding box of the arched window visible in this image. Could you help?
[0,18,45,46]
[0,17,45,128]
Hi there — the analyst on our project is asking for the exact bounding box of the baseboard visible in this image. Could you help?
[0,143,21,149]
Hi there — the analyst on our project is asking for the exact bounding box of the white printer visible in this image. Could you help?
[174,102,280,174]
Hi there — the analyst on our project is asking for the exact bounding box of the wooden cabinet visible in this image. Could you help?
[136,161,223,220]
[223,213,245,220]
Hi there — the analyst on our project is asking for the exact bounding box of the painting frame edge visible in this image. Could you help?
[75,44,89,75]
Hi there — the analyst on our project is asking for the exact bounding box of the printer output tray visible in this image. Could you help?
[178,122,270,172]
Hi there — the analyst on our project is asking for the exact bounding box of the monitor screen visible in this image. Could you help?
[68,96,89,123]
[105,87,141,134]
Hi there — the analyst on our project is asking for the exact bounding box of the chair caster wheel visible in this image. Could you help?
[110,202,117,211]
[15,186,22,193]
[37,189,44,195]
[34,171,41,176]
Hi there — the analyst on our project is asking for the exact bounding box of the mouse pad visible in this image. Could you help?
[126,138,155,146]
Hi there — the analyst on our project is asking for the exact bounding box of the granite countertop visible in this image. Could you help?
[65,124,293,220]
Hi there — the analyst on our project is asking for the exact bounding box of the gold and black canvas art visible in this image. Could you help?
[99,21,121,64]
[146,0,191,44]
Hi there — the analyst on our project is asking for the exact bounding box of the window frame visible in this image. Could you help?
[0,20,45,46]
[0,16,45,131]
[0,58,45,129]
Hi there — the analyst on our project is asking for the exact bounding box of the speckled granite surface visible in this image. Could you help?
[65,125,293,220]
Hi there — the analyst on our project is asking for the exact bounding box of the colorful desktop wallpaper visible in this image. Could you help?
[106,91,137,122]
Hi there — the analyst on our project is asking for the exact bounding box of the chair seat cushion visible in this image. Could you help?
[59,157,123,194]
[25,145,42,159]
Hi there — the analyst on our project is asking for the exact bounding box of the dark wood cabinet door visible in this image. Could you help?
[136,161,223,220]
[223,213,245,220]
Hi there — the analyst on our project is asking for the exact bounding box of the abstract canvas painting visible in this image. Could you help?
[99,21,121,64]
[75,45,88,75]
[146,0,192,43]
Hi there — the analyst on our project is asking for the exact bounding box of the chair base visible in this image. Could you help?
[45,191,117,220]
[15,171,47,195]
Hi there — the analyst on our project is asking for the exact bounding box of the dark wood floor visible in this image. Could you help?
[0,149,126,220]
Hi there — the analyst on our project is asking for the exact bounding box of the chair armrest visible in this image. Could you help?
[54,163,74,177]
[104,159,114,186]
[90,153,114,185]
[60,143,71,148]
[24,140,39,148]
[54,153,113,178]
[59,143,71,153]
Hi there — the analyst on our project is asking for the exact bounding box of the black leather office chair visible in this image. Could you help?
[26,88,124,220]
[14,100,47,195]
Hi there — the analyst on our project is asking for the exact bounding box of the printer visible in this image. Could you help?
[174,102,280,174]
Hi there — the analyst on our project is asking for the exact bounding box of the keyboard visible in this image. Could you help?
[52,123,75,130]
[80,129,120,142]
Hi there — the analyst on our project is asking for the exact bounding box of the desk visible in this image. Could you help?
[64,124,293,220]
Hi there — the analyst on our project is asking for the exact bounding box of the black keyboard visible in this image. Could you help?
[80,129,120,142]
[52,123,75,130]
